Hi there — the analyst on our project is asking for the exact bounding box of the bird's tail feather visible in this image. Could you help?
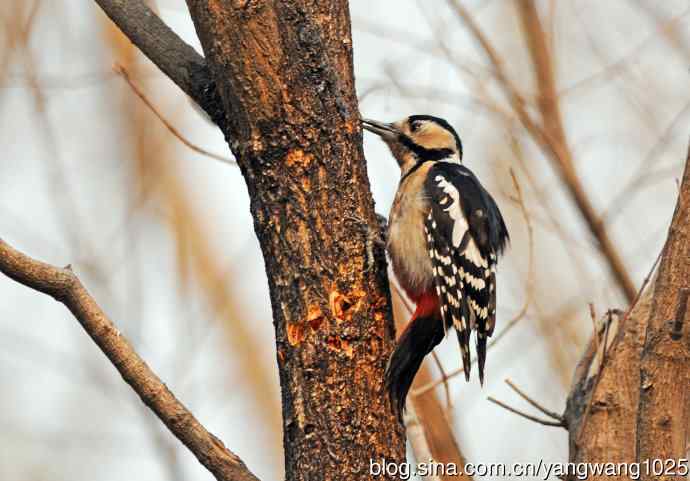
[384,315,445,418]
[456,328,471,382]
[477,332,487,386]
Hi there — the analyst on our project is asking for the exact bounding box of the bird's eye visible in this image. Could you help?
[410,120,423,132]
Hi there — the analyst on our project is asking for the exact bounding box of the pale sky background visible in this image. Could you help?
[1,1,689,480]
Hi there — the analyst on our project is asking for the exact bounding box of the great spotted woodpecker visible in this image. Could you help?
[363,115,509,415]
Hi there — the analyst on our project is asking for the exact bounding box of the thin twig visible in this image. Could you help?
[381,64,512,122]
[504,379,563,422]
[0,238,260,481]
[93,0,219,120]
[448,0,636,302]
[114,64,235,166]
[486,396,565,428]
[506,167,535,322]
[560,6,690,98]
[601,100,690,226]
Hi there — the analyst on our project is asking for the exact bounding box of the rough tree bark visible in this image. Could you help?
[566,143,690,480]
[636,145,690,480]
[183,1,406,479]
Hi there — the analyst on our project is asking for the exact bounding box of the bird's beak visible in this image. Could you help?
[362,118,399,140]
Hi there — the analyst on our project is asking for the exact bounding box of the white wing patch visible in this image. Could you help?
[463,237,488,269]
[468,298,489,320]
[435,174,488,270]
[425,162,507,385]
[459,267,486,290]
[424,215,467,335]
[435,175,468,248]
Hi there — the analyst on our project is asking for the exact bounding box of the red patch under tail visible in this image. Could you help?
[385,290,445,417]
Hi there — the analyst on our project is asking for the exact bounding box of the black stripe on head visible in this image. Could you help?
[408,114,463,158]
[398,133,454,161]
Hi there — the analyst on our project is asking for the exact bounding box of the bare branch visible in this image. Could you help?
[602,100,690,226]
[430,350,452,410]
[504,379,563,422]
[92,0,226,128]
[448,0,636,302]
[516,1,636,302]
[0,238,260,481]
[486,396,565,428]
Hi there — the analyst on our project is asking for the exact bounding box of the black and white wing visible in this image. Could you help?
[424,161,509,384]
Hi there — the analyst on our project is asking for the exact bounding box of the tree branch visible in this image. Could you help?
[515,1,636,302]
[487,396,566,428]
[448,0,636,302]
[0,238,260,481]
[92,0,227,129]
[504,379,564,423]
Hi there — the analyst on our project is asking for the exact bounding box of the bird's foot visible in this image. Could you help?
[345,213,388,272]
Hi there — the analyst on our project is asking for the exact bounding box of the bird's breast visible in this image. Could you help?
[387,168,435,301]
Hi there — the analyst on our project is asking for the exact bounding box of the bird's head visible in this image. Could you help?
[362,115,463,174]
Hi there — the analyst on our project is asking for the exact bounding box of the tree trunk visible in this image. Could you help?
[566,143,690,480]
[184,1,405,479]
[636,147,690,480]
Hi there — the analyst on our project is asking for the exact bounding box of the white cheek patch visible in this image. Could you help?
[435,175,468,248]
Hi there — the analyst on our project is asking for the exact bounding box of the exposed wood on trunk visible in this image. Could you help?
[184,1,405,479]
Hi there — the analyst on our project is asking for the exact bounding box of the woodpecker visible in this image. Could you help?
[363,115,509,415]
